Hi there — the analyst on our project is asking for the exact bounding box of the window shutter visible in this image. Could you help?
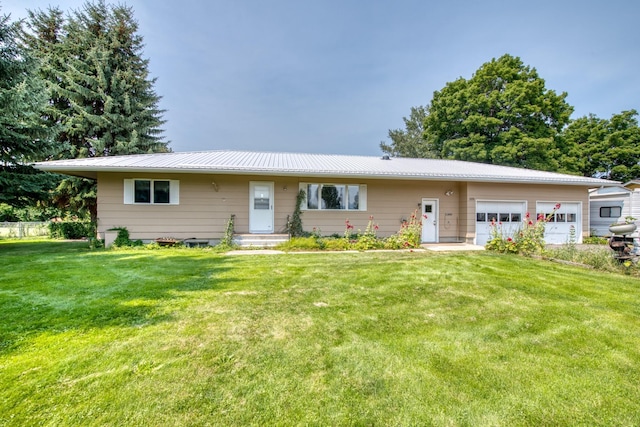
[123,179,134,204]
[169,180,180,205]
[359,185,367,211]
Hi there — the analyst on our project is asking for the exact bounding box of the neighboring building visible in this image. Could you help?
[589,180,640,237]
[36,150,615,245]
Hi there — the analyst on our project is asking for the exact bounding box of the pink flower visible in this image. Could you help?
[555,203,561,210]
[537,214,544,221]
[528,220,534,226]
[374,225,379,230]
[507,237,513,242]
[525,212,530,219]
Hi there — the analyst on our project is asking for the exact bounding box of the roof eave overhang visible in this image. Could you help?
[35,165,613,187]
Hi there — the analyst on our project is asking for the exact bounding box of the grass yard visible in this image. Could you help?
[1,240,640,426]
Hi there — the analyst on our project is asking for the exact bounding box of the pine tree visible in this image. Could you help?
[43,0,169,158]
[23,1,169,220]
[0,9,58,207]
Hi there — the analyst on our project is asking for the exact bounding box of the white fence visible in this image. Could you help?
[0,222,50,238]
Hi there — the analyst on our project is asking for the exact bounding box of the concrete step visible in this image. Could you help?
[233,234,290,248]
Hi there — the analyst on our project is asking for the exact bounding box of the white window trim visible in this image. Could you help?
[124,179,180,205]
[299,182,367,211]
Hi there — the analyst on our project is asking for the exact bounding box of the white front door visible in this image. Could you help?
[249,181,274,233]
[421,199,438,243]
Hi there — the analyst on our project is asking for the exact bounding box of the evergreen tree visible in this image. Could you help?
[24,1,168,158]
[23,1,169,220]
[0,9,58,207]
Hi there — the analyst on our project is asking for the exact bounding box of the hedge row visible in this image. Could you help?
[48,221,95,239]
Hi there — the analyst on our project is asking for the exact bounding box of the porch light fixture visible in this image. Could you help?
[283,185,288,191]
[212,181,219,192]
[445,190,454,196]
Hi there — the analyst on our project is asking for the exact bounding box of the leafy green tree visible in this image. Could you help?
[0,9,59,207]
[563,110,640,181]
[380,106,435,158]
[422,54,573,171]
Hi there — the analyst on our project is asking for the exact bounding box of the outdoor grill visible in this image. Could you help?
[608,222,639,262]
[609,235,636,261]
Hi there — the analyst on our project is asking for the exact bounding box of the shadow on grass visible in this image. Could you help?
[0,241,238,354]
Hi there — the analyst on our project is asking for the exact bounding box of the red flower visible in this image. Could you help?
[525,212,530,219]
[555,203,561,210]
[528,220,534,226]
[374,225,379,230]
[507,237,513,242]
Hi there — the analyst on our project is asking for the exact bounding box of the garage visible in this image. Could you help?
[537,202,582,244]
[475,201,527,246]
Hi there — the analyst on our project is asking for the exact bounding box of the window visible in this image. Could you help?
[124,179,179,205]
[302,183,366,211]
[600,206,622,218]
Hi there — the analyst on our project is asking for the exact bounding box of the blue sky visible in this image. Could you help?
[3,0,639,155]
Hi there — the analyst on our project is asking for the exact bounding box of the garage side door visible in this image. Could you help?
[476,201,526,246]
[537,202,581,244]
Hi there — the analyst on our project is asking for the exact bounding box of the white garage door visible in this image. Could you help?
[476,201,527,246]
[536,202,581,244]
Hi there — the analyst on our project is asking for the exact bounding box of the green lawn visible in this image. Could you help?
[1,241,639,426]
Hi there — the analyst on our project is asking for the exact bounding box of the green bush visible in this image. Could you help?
[352,217,384,251]
[109,227,133,247]
[486,205,561,255]
[384,211,422,249]
[49,221,94,239]
[322,238,352,251]
[583,235,608,245]
[276,236,323,251]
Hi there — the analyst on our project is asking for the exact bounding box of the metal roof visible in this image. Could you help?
[35,150,614,186]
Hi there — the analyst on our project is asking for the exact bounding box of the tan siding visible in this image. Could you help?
[466,182,590,241]
[97,173,298,240]
[96,172,591,242]
[298,180,462,240]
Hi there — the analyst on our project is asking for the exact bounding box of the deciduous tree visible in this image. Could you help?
[563,110,640,181]
[380,106,435,158]
[425,54,573,170]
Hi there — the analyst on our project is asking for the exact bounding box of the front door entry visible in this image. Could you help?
[421,198,438,243]
[249,181,274,233]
